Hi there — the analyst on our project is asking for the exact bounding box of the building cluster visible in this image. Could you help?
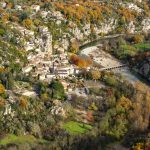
[0,2,82,82]
[23,51,80,81]
[14,24,80,82]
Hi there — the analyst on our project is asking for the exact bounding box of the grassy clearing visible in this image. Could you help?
[62,121,92,135]
[134,43,150,51]
[0,134,47,145]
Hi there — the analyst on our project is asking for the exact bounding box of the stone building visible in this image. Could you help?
[39,27,53,57]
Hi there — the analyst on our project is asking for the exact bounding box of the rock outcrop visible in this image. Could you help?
[134,57,150,81]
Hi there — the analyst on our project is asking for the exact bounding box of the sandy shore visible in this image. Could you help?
[81,45,123,68]
[80,45,139,83]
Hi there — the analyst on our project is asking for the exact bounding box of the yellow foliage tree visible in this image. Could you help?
[0,97,5,109]
[19,96,28,109]
[133,34,144,44]
[90,70,101,80]
[1,13,9,21]
[0,84,5,95]
[117,96,132,111]
[22,19,33,28]
[70,40,79,53]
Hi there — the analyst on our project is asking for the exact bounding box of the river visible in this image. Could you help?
[80,44,140,84]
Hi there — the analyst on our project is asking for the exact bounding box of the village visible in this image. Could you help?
[0,1,150,149]
[0,1,147,99]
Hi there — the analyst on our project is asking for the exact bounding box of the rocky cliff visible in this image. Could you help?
[134,57,150,81]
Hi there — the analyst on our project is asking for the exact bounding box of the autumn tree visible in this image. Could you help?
[70,54,92,68]
[22,18,33,29]
[69,40,79,53]
[119,8,135,22]
[129,82,150,131]
[19,96,28,109]
[90,70,101,80]
[0,84,5,95]
[133,34,144,44]
[116,96,132,111]
[1,13,9,22]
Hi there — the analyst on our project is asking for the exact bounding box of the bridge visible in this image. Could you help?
[100,64,128,71]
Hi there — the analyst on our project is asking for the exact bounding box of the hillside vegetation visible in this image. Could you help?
[0,0,150,150]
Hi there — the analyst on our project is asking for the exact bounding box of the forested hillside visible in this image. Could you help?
[0,0,150,150]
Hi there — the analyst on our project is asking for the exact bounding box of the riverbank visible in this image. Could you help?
[80,44,140,84]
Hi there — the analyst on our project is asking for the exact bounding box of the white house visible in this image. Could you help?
[39,74,46,80]
[46,74,56,79]
[57,47,65,54]
[15,5,22,11]
[22,66,33,73]
[55,66,76,78]
[0,2,7,8]
[3,104,12,116]
[31,5,40,12]
[41,11,49,18]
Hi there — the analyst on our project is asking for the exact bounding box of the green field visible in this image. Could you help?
[62,121,92,135]
[0,134,47,145]
[134,43,150,51]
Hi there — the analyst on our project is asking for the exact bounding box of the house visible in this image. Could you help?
[56,20,61,25]
[57,47,65,54]
[39,74,46,80]
[39,26,53,55]
[22,66,33,73]
[46,74,56,80]
[25,41,35,51]
[51,106,65,116]
[41,11,49,18]
[22,91,36,97]
[53,11,64,20]
[15,5,22,11]
[57,70,69,78]
[83,24,91,36]
[61,80,69,90]
[0,2,7,8]
[56,66,75,78]
[3,104,12,116]
[31,5,40,12]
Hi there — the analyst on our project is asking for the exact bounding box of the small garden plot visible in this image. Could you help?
[0,134,47,145]
[62,121,92,135]
[134,43,150,52]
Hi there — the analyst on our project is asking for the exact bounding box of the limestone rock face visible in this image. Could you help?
[142,19,150,32]
[95,18,117,34]
[128,21,135,33]
[135,57,150,81]
[39,27,52,55]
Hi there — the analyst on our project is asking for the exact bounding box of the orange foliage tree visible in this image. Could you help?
[70,54,92,68]
[22,19,33,28]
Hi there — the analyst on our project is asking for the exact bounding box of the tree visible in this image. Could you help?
[105,76,117,86]
[19,96,28,109]
[50,80,65,100]
[22,19,33,28]
[129,82,150,131]
[0,84,5,95]
[0,97,5,109]
[90,70,101,80]
[116,96,132,112]
[133,34,144,44]
[70,54,92,68]
[1,13,9,21]
[69,40,79,53]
